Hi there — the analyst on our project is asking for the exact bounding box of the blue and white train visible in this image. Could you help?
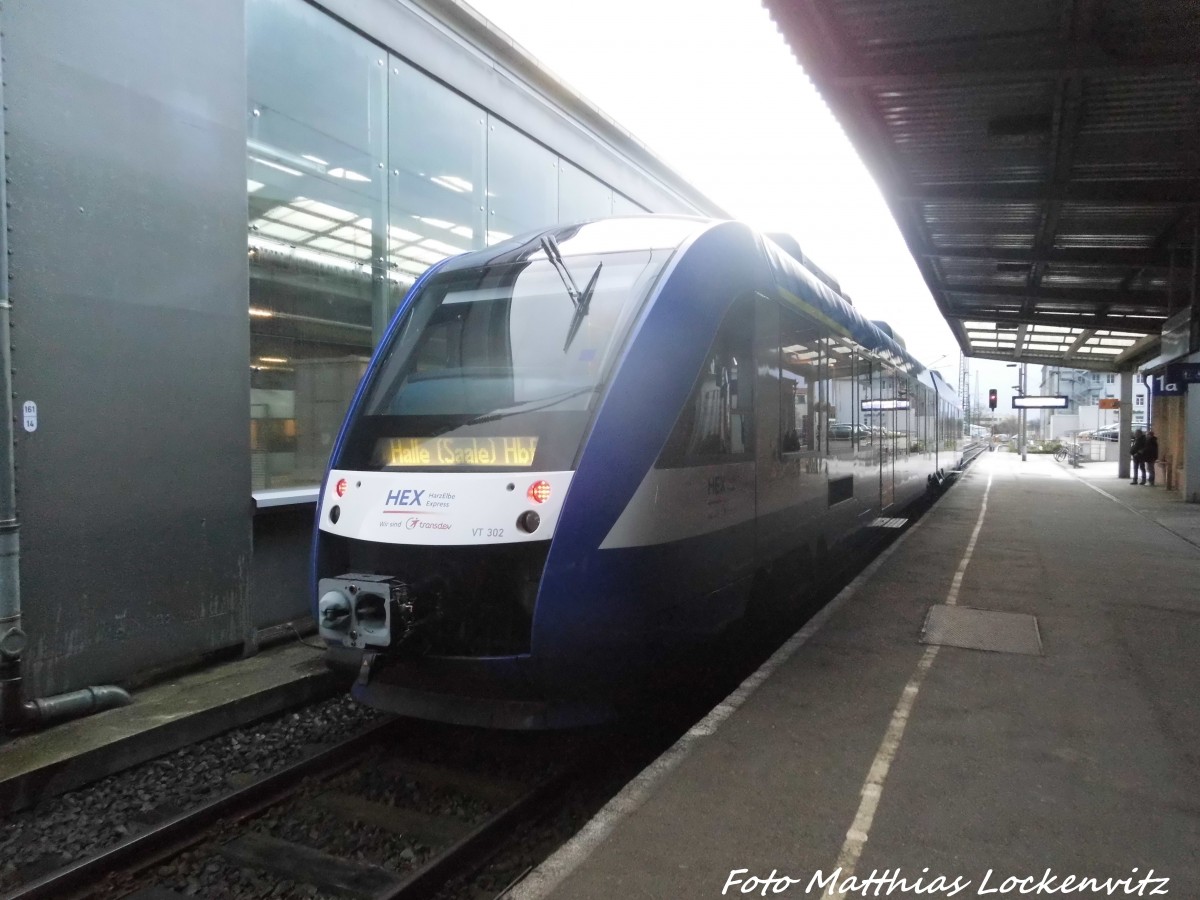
[313,216,980,727]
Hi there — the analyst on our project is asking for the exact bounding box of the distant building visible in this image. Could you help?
[1039,367,1149,433]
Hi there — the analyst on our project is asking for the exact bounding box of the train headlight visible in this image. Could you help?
[527,480,551,504]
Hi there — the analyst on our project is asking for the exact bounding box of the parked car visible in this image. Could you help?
[1092,425,1120,442]
[828,423,873,441]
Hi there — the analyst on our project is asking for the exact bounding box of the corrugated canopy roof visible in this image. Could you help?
[763,0,1200,371]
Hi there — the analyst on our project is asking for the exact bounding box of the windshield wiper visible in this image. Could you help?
[563,262,602,352]
[540,235,580,306]
[540,235,603,352]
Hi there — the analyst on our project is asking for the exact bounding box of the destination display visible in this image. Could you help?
[377,436,539,467]
[860,398,910,411]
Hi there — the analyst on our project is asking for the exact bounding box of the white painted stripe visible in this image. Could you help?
[1068,471,1200,554]
[507,495,935,900]
[831,645,939,890]
[946,470,993,607]
[830,469,993,895]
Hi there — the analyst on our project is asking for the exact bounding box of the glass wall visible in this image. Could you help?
[247,0,386,490]
[246,0,650,489]
[388,59,487,320]
[560,159,615,222]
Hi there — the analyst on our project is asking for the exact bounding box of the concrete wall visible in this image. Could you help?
[4,1,252,694]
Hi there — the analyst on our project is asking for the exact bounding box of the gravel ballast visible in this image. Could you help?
[0,694,382,893]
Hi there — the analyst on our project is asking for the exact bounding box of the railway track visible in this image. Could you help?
[3,717,580,900]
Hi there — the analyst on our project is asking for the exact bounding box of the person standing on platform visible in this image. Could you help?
[1143,427,1159,486]
[1130,428,1147,485]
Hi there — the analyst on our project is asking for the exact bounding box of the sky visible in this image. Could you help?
[464,0,1031,415]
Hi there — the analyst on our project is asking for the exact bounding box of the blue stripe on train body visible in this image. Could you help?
[530,221,765,693]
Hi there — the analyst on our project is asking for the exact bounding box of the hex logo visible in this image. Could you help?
[385,489,424,507]
[335,478,348,497]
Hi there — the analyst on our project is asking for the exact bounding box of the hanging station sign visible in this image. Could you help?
[1011,395,1069,409]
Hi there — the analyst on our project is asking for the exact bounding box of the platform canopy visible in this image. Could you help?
[763,0,1200,371]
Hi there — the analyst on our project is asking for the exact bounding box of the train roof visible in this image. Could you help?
[759,232,927,375]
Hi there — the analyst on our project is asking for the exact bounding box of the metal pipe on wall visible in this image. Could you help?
[0,32,130,736]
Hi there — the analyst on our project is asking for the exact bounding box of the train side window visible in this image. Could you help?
[915,380,930,452]
[825,337,859,453]
[777,305,824,454]
[658,294,755,467]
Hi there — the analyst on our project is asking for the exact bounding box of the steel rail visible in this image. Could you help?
[2,717,398,900]
[377,763,581,900]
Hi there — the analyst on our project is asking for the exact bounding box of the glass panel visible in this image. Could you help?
[659,295,755,467]
[487,118,557,245]
[559,159,613,222]
[778,306,824,453]
[389,58,486,318]
[247,0,387,489]
[826,337,864,456]
[613,192,648,216]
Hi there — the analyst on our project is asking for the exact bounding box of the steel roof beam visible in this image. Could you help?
[1062,328,1098,360]
[1118,207,1196,293]
[924,247,1173,267]
[948,309,1163,332]
[946,284,1167,305]
[1024,1,1092,319]
[967,349,1126,372]
[904,182,1200,204]
[825,51,1199,90]
[1114,334,1161,368]
[1012,323,1030,359]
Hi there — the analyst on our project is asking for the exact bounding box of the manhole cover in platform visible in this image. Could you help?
[920,605,1042,656]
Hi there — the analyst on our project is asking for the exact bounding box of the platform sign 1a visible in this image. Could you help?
[1148,363,1200,396]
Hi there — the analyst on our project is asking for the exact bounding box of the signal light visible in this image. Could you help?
[527,480,552,504]
[988,389,998,410]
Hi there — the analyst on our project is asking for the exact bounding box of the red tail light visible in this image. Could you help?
[527,480,552,504]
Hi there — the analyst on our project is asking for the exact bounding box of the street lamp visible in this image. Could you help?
[1006,363,1029,461]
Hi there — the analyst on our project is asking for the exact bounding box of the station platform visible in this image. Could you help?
[0,638,334,814]
[513,451,1200,899]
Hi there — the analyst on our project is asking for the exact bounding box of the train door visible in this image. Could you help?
[857,356,884,509]
[753,294,782,564]
[825,338,858,502]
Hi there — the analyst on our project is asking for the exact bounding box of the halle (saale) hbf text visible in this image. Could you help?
[385,436,538,467]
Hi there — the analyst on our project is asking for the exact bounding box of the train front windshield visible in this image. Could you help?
[338,248,666,472]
